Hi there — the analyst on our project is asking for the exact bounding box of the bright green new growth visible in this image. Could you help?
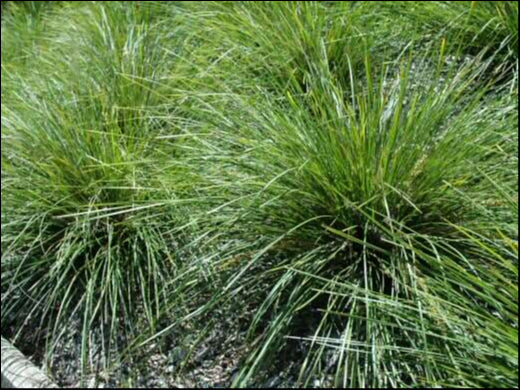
[1,1,518,388]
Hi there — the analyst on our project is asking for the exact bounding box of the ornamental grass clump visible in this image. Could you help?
[173,44,517,386]
[1,1,194,372]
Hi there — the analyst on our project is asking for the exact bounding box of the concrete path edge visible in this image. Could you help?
[1,337,57,388]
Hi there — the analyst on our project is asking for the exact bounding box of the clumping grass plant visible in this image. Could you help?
[167,44,517,387]
[1,1,518,388]
[1,0,197,375]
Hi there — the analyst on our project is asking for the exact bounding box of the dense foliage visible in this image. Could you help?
[1,1,518,388]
